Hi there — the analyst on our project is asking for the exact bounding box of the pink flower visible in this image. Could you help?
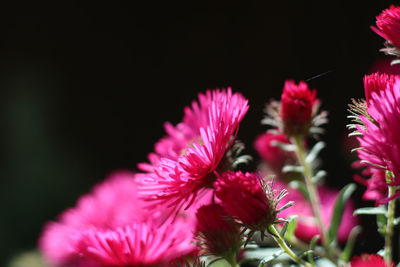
[350,254,394,267]
[137,88,249,213]
[78,218,194,267]
[280,80,318,135]
[363,73,397,103]
[195,204,242,257]
[39,171,195,267]
[356,78,400,191]
[276,181,358,243]
[253,132,294,174]
[372,5,400,48]
[214,171,278,231]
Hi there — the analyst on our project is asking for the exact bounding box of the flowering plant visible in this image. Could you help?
[12,4,400,267]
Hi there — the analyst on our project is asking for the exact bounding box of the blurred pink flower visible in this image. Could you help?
[275,181,358,243]
[253,132,294,174]
[77,218,194,267]
[351,254,394,267]
[356,78,400,191]
[372,5,400,48]
[39,171,195,267]
[214,171,278,231]
[137,88,248,213]
[280,80,318,135]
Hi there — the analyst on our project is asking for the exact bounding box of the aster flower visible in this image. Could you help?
[363,73,397,103]
[195,204,242,260]
[355,78,400,191]
[350,254,394,267]
[275,181,358,243]
[214,171,290,233]
[78,218,194,267]
[39,171,195,267]
[137,88,249,213]
[372,5,400,62]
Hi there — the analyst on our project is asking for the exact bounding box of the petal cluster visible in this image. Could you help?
[372,5,400,48]
[363,73,397,103]
[137,88,249,212]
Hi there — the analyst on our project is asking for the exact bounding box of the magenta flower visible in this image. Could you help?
[39,171,195,267]
[372,5,400,48]
[214,171,280,231]
[137,88,249,213]
[356,78,400,191]
[351,254,394,267]
[363,73,397,103]
[275,181,358,243]
[280,80,318,135]
[195,204,242,257]
[77,218,194,267]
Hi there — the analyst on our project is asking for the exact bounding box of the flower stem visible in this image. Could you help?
[267,224,313,267]
[225,251,239,267]
[384,184,396,265]
[291,136,332,258]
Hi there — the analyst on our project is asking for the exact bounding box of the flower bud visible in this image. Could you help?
[195,204,242,257]
[280,80,318,136]
[363,73,397,103]
[214,171,281,231]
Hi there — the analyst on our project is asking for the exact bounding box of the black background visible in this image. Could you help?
[0,1,399,265]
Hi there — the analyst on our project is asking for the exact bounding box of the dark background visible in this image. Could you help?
[0,1,399,265]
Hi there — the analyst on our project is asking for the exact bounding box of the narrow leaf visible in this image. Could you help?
[282,165,304,173]
[306,141,325,164]
[284,216,298,239]
[327,183,356,244]
[340,226,362,262]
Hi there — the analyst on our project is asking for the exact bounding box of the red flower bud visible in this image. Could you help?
[214,171,278,231]
[195,204,242,257]
[280,80,318,136]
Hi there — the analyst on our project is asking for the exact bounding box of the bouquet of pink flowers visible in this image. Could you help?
[24,4,400,267]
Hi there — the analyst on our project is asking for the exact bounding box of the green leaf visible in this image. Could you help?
[282,165,304,173]
[340,225,362,262]
[308,235,319,264]
[284,216,298,239]
[327,183,356,244]
[289,181,310,201]
[353,206,387,216]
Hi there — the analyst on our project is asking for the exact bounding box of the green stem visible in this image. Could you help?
[225,251,239,267]
[268,224,313,267]
[384,184,396,265]
[292,136,330,251]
